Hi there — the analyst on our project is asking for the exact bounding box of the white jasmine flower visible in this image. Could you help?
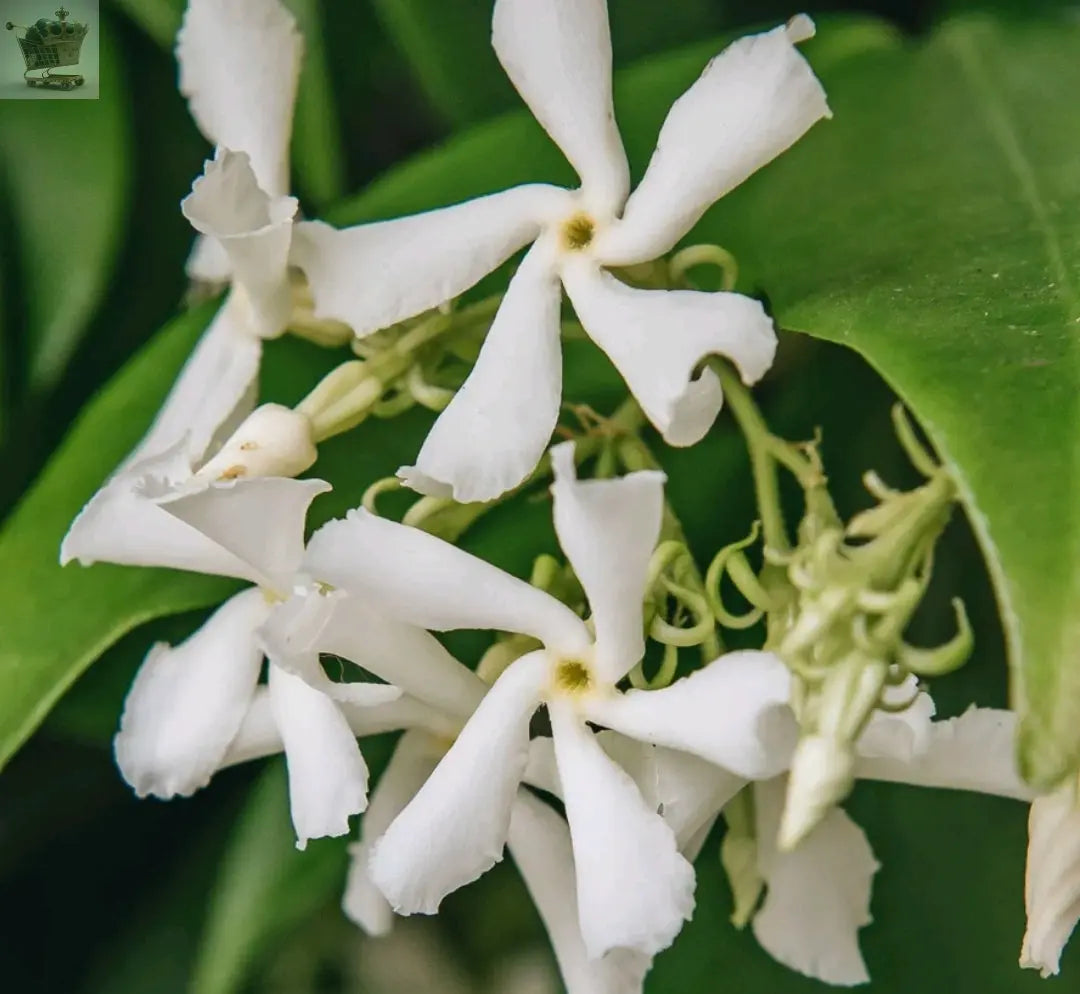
[292,2,829,502]
[301,441,795,958]
[1020,778,1080,977]
[60,435,401,847]
[641,703,1034,986]
[125,0,303,468]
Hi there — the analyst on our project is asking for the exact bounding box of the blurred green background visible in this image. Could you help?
[0,0,1077,991]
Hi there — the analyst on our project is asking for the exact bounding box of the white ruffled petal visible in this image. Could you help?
[855,707,1034,800]
[1021,783,1080,977]
[114,588,267,798]
[492,0,628,216]
[222,689,459,769]
[581,651,796,779]
[551,703,694,958]
[259,588,484,720]
[855,678,936,761]
[752,776,878,986]
[344,731,442,937]
[155,476,330,592]
[369,650,549,913]
[549,443,663,683]
[120,291,261,469]
[268,663,370,849]
[596,17,829,265]
[508,791,653,994]
[290,184,567,337]
[176,0,301,198]
[182,149,297,338]
[304,510,590,655]
[562,263,776,445]
[62,447,326,589]
[399,242,563,503]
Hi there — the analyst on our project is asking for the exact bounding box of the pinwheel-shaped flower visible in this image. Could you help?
[294,2,829,502]
[301,442,795,958]
[126,0,304,468]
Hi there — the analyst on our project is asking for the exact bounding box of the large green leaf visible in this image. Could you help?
[0,23,130,390]
[0,303,233,773]
[328,14,1080,785]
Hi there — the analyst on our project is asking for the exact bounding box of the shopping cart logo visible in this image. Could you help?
[5,6,88,90]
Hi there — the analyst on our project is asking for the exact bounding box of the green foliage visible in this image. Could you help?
[0,24,129,391]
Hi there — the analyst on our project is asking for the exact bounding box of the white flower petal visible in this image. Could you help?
[345,731,442,937]
[752,776,878,986]
[185,232,233,284]
[399,242,563,503]
[183,149,297,338]
[491,0,628,215]
[62,448,326,589]
[114,588,267,798]
[596,18,830,265]
[222,689,460,769]
[304,510,590,655]
[562,264,776,445]
[120,291,261,469]
[268,663,370,849]
[259,588,484,720]
[855,679,936,761]
[550,702,695,958]
[156,476,330,592]
[370,650,549,913]
[1021,784,1080,977]
[176,0,301,198]
[855,707,1034,801]
[581,650,796,779]
[549,442,663,683]
[508,791,653,994]
[290,184,567,337]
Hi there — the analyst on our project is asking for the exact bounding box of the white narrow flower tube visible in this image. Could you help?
[183,149,298,338]
[550,703,695,959]
[752,776,879,986]
[369,651,550,914]
[581,651,797,779]
[303,510,591,656]
[268,664,370,849]
[595,16,831,265]
[114,588,268,799]
[176,0,301,202]
[399,241,565,502]
[491,0,629,215]
[508,791,653,994]
[548,442,664,682]
[290,184,567,337]
[1021,783,1080,977]
[344,731,442,936]
[194,403,316,482]
[561,263,777,445]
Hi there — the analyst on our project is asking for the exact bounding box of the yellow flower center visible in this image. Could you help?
[561,212,595,251]
[554,658,593,694]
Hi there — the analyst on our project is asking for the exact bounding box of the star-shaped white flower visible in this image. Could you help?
[300,441,795,958]
[124,0,304,470]
[633,702,1036,986]
[58,419,407,848]
[292,3,829,502]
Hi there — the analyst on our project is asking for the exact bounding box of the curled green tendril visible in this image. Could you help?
[361,476,402,514]
[669,243,739,292]
[705,522,772,629]
[629,641,679,691]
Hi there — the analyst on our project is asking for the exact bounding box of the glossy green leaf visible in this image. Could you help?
[0,24,130,389]
[0,303,233,774]
[189,761,348,994]
[329,13,1080,785]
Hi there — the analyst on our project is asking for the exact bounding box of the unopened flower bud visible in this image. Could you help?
[195,403,317,482]
[778,734,856,851]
